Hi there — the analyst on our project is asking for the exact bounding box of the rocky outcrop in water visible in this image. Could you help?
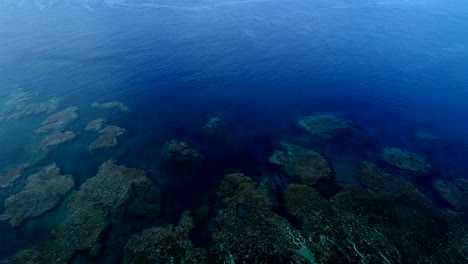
[379,147,432,180]
[269,142,331,185]
[297,114,353,141]
[89,125,126,151]
[123,211,206,264]
[0,164,74,227]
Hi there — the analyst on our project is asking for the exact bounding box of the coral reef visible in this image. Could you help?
[89,125,125,151]
[433,179,468,211]
[202,116,225,139]
[330,185,466,263]
[0,165,29,189]
[211,173,316,263]
[124,181,162,218]
[283,161,468,263]
[0,164,74,227]
[4,98,61,121]
[269,142,331,185]
[151,139,205,186]
[35,107,79,134]
[380,147,432,180]
[85,118,106,132]
[123,211,206,264]
[2,90,34,109]
[283,184,332,232]
[3,161,151,263]
[415,131,441,145]
[357,160,424,196]
[91,101,129,113]
[39,131,77,150]
[0,90,60,121]
[297,114,353,140]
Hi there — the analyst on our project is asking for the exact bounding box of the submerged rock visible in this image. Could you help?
[0,164,74,227]
[433,179,468,211]
[297,114,353,140]
[0,165,29,189]
[3,161,150,263]
[380,147,432,180]
[84,118,106,132]
[123,211,206,264]
[212,173,316,263]
[269,142,331,185]
[202,116,225,139]
[89,125,125,151]
[35,107,79,134]
[91,101,129,113]
[40,131,77,149]
[151,139,205,186]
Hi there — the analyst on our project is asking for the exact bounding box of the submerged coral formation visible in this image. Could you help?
[89,125,126,151]
[39,131,77,149]
[202,116,225,139]
[84,118,106,132]
[269,142,331,185]
[1,142,466,263]
[1,92,467,264]
[297,114,353,140]
[283,184,331,231]
[0,90,60,121]
[380,147,432,180]
[151,139,205,186]
[433,178,468,211]
[415,131,441,145]
[0,165,29,189]
[0,164,74,227]
[283,161,468,263]
[91,101,129,112]
[357,160,423,196]
[123,211,206,263]
[3,161,150,263]
[35,107,79,134]
[212,173,316,263]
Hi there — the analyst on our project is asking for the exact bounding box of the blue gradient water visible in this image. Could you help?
[0,0,468,260]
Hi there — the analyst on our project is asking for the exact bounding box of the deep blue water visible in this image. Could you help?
[0,0,468,262]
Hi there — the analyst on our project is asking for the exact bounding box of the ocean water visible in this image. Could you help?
[0,0,467,263]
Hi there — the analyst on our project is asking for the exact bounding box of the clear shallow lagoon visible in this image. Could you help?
[0,0,467,263]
